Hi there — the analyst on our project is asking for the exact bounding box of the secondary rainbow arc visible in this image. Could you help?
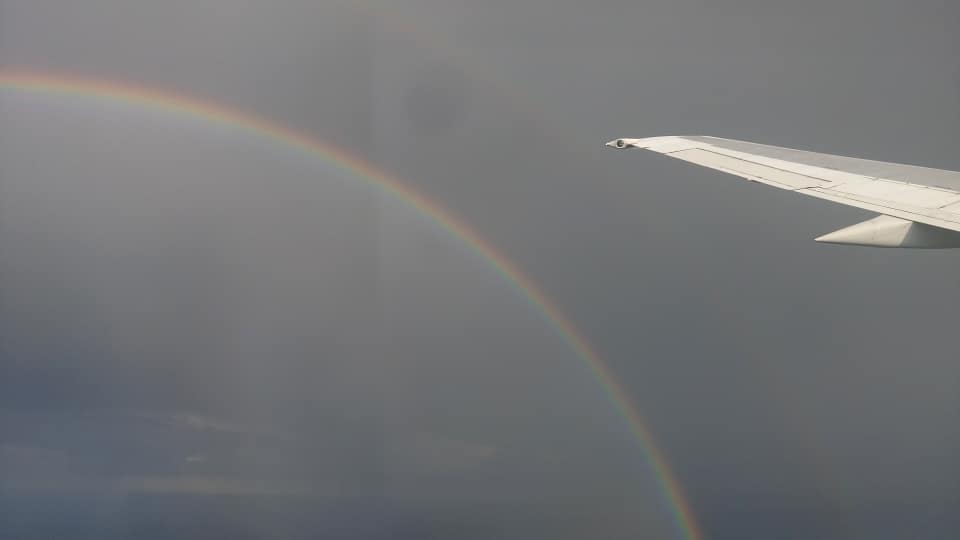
[0,69,705,540]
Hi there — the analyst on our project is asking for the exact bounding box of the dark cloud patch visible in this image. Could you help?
[403,65,470,137]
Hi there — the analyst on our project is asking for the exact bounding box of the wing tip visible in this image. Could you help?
[605,135,709,150]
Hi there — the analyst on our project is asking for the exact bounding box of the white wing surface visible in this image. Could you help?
[606,136,960,248]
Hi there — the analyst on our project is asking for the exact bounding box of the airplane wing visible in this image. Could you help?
[606,135,960,248]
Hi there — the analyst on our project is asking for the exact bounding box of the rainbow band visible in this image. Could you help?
[0,69,704,540]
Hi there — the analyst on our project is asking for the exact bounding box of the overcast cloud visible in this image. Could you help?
[1,1,959,538]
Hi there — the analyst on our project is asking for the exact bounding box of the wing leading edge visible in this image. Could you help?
[606,136,960,248]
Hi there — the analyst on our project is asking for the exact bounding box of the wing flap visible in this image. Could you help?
[799,187,960,231]
[828,179,960,208]
[669,148,827,190]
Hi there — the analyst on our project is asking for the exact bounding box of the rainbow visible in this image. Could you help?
[0,69,705,540]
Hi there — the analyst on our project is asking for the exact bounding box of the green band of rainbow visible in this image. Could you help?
[0,69,704,540]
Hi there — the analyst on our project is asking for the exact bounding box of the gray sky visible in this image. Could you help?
[1,1,959,538]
